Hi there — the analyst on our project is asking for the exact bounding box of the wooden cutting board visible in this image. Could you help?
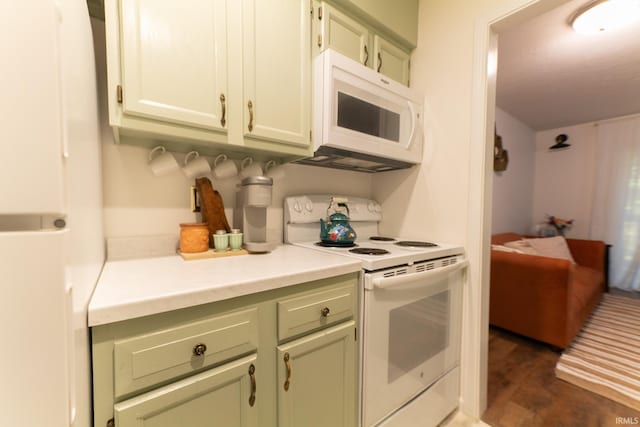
[178,248,249,261]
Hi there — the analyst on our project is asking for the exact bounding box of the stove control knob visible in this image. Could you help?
[305,201,313,212]
[367,202,376,212]
[293,200,302,213]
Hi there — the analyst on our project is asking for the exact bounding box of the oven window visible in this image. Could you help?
[388,290,450,383]
[337,92,400,142]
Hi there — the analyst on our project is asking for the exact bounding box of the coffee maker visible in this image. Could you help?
[234,176,278,253]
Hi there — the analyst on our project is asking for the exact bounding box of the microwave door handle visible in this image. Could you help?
[371,260,468,290]
[406,101,417,149]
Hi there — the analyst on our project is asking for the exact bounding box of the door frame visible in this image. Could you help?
[465,0,573,418]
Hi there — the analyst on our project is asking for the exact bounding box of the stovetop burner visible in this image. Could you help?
[315,241,358,248]
[349,247,390,255]
[395,241,438,248]
[369,236,396,242]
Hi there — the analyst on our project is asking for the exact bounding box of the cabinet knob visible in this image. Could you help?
[193,343,207,356]
[321,307,330,317]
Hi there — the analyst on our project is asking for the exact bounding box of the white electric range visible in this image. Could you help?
[284,195,467,427]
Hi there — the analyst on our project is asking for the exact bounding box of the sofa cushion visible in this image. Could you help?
[524,236,576,263]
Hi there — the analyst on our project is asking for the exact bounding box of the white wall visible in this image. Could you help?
[532,122,597,239]
[491,108,536,234]
[92,20,372,244]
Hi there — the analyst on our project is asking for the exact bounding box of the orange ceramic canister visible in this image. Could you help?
[179,223,210,253]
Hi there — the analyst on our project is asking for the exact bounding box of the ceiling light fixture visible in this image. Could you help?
[571,0,640,34]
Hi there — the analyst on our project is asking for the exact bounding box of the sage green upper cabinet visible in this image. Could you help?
[319,5,370,66]
[104,0,312,159]
[114,355,258,427]
[373,35,411,86]
[277,322,356,427]
[314,1,412,86]
[118,0,228,132]
[241,0,311,149]
[332,0,418,48]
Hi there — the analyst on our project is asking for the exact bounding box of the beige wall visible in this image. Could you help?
[492,108,536,235]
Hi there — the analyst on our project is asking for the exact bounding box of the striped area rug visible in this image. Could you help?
[555,293,640,411]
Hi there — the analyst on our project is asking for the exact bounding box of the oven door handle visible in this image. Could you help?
[371,260,468,290]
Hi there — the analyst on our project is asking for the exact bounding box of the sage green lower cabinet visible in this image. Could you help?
[92,273,358,427]
[114,355,258,427]
[277,321,356,427]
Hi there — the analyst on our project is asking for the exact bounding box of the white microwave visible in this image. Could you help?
[296,50,423,173]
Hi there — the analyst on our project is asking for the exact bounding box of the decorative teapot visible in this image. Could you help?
[319,197,357,244]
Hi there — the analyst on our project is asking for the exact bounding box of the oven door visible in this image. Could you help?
[361,260,467,427]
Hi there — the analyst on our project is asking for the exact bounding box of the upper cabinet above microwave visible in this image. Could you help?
[103,0,312,160]
[313,1,416,86]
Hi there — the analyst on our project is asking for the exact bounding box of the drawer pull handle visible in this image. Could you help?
[363,45,369,66]
[377,52,382,72]
[247,100,254,132]
[220,94,226,127]
[321,307,330,317]
[193,343,207,356]
[283,352,291,391]
[248,364,256,407]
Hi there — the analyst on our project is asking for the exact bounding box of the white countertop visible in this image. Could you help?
[88,245,361,327]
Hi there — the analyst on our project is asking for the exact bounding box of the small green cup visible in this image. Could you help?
[229,233,243,251]
[213,233,229,252]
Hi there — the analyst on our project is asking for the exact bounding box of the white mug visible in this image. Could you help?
[239,157,263,178]
[264,160,286,180]
[211,154,238,180]
[148,146,179,176]
[182,151,211,179]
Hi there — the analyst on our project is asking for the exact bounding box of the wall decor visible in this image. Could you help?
[550,134,571,150]
[494,127,509,171]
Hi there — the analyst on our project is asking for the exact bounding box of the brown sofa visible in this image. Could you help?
[490,232,606,349]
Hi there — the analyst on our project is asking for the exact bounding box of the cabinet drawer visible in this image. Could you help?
[278,285,355,341]
[114,307,258,398]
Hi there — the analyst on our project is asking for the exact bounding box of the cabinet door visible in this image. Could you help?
[242,0,311,148]
[331,0,418,48]
[119,0,228,131]
[319,3,371,67]
[114,355,258,427]
[276,321,356,427]
[373,35,410,86]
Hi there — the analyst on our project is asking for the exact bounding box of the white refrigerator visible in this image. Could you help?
[0,1,104,426]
